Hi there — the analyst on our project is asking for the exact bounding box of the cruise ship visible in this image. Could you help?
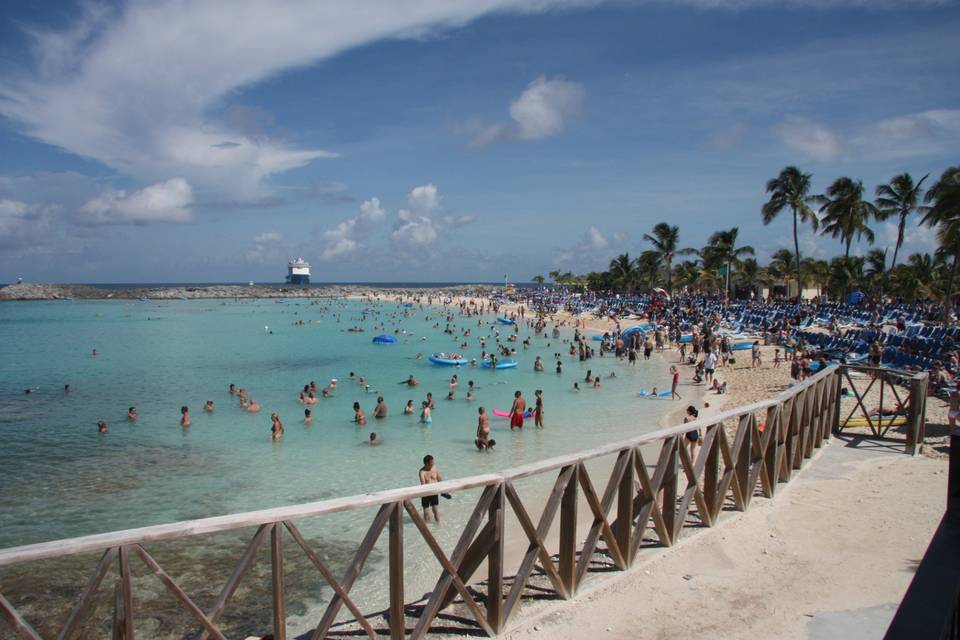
[286,258,311,285]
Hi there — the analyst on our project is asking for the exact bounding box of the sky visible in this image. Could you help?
[0,0,958,283]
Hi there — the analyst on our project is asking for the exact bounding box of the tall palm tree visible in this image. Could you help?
[737,257,764,298]
[636,251,662,290]
[762,166,819,302]
[705,227,755,301]
[531,275,545,286]
[814,177,878,257]
[864,248,887,297]
[875,173,928,273]
[608,253,635,292]
[642,222,692,295]
[923,166,960,321]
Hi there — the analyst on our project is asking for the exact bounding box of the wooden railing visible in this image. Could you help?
[0,365,850,639]
[835,364,929,455]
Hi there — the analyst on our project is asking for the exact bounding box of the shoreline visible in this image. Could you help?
[0,282,498,301]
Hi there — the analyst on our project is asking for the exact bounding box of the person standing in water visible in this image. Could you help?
[180,406,190,427]
[373,396,387,418]
[353,402,367,425]
[509,390,526,430]
[475,407,492,450]
[127,406,138,422]
[419,455,442,523]
[533,390,544,429]
[271,413,283,440]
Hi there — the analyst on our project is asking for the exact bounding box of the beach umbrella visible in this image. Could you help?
[848,291,865,304]
[652,287,671,301]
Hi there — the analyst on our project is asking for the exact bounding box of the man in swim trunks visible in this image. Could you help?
[419,455,442,523]
[373,396,387,418]
[509,390,526,430]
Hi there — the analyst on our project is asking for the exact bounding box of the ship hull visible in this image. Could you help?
[286,274,310,285]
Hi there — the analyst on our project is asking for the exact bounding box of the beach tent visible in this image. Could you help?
[848,291,865,304]
[372,334,398,344]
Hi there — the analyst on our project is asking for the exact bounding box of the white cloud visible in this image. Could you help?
[773,116,843,162]
[246,230,284,264]
[0,2,599,198]
[407,184,442,213]
[0,199,62,254]
[471,76,586,146]
[392,216,439,249]
[77,178,194,225]
[318,196,387,261]
[586,225,609,250]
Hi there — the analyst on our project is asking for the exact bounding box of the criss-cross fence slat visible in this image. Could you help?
[0,364,927,639]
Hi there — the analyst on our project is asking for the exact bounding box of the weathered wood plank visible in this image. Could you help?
[118,545,134,640]
[0,591,42,640]
[388,504,405,640]
[270,524,286,640]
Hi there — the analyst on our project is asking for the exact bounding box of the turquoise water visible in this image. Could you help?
[0,298,677,548]
[0,297,687,635]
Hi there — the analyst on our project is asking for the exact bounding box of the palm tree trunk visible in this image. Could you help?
[890,214,905,271]
[665,257,672,295]
[792,208,801,303]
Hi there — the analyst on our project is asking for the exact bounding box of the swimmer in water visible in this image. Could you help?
[248,398,261,413]
[64,384,71,393]
[229,383,236,395]
[330,378,338,390]
[353,402,367,425]
[368,432,382,446]
[180,406,191,427]
[127,406,138,421]
[304,408,313,424]
[373,396,387,418]
[399,375,418,387]
[91,348,97,357]
[420,401,432,424]
[446,390,455,400]
[466,390,474,401]
[404,400,415,414]
[271,413,283,440]
[97,420,108,433]
[204,400,214,412]
[322,388,330,398]
[449,375,458,388]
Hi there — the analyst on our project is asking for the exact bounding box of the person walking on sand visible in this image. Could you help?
[751,341,762,368]
[670,365,682,400]
[509,390,526,430]
[419,455,443,523]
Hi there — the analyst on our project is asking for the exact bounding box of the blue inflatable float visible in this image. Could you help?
[481,359,518,369]
[429,353,469,366]
[730,342,754,351]
[372,334,398,344]
[496,317,515,325]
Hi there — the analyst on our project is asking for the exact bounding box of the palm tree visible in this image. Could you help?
[864,248,887,297]
[642,222,692,295]
[705,227,755,301]
[548,270,561,284]
[608,253,635,292]
[674,260,701,293]
[875,173,928,273]
[814,177,878,258]
[828,256,865,300]
[531,275,545,286]
[737,257,764,298]
[762,166,819,302]
[923,166,960,321]
[801,258,831,298]
[636,251,662,290]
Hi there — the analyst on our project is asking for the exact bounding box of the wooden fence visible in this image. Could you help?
[0,364,920,639]
[835,364,929,455]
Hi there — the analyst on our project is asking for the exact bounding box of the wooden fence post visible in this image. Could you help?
[615,448,634,566]
[559,465,579,595]
[487,484,504,633]
[906,373,929,456]
[389,502,405,640]
[270,524,286,640]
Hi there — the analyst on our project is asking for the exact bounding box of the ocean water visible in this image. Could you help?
[0,298,679,636]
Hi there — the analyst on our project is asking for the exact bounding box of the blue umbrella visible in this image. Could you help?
[372,334,398,344]
[848,291,865,304]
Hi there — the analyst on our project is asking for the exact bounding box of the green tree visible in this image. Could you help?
[814,177,878,258]
[737,257,764,298]
[704,227,755,301]
[762,166,819,302]
[922,166,960,320]
[875,173,928,273]
[864,248,887,297]
[531,275,545,286]
[642,222,692,295]
[607,253,635,292]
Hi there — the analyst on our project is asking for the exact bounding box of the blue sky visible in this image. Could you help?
[0,0,958,283]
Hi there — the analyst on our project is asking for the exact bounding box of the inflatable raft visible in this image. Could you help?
[429,353,469,366]
[481,359,518,369]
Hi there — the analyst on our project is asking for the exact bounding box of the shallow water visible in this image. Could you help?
[0,298,679,635]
